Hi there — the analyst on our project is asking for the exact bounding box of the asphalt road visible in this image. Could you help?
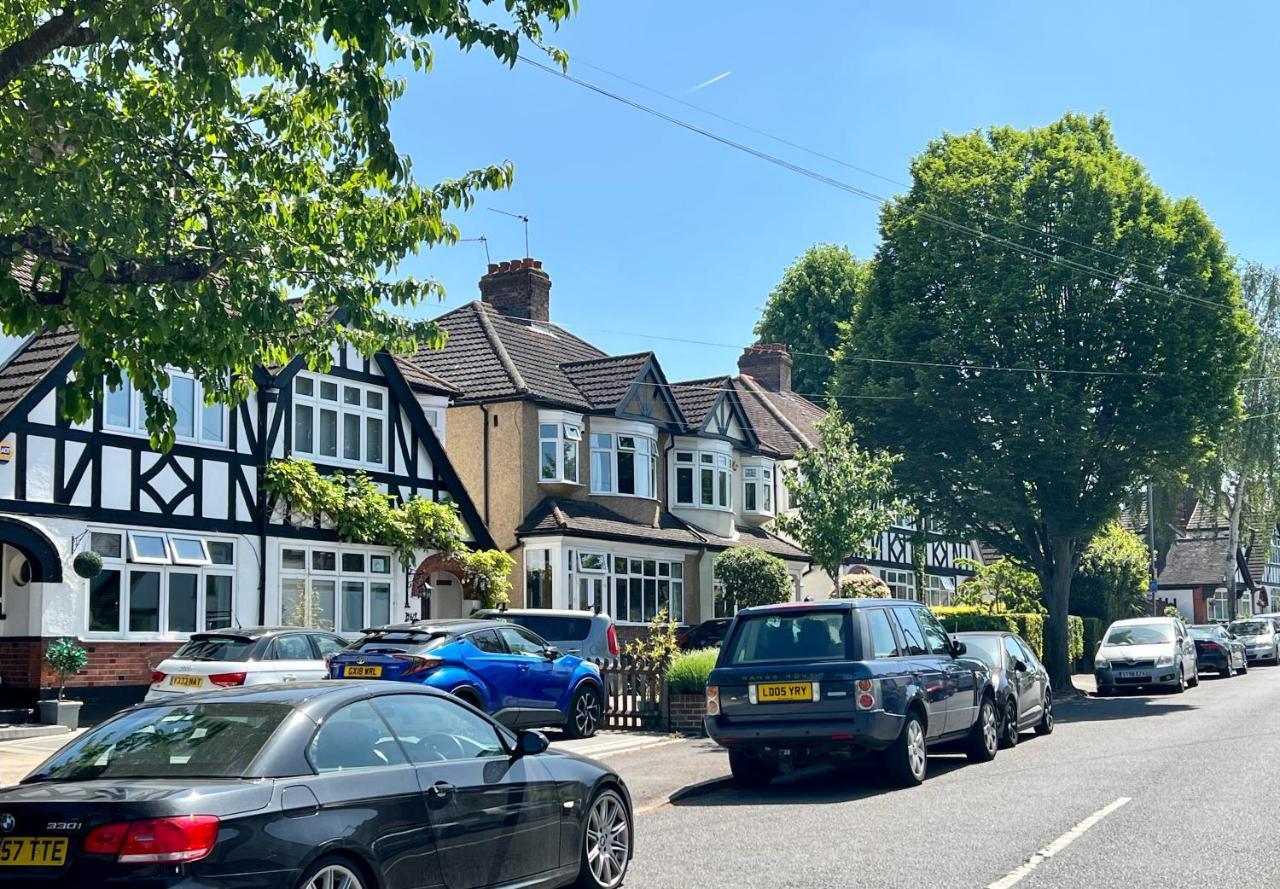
[629,665,1280,889]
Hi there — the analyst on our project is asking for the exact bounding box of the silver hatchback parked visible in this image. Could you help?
[1228,618,1280,664]
[475,608,620,666]
[1095,617,1199,695]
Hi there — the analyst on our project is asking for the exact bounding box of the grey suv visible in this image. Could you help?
[476,608,620,666]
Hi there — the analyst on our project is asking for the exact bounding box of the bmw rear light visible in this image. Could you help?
[84,815,220,864]
[607,625,619,658]
[1202,642,1220,652]
[854,678,878,711]
[150,671,166,685]
[394,654,443,676]
[208,672,246,688]
[705,685,720,716]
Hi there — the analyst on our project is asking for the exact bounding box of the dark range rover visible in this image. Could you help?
[704,599,999,787]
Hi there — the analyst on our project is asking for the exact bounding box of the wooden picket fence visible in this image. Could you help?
[589,656,665,731]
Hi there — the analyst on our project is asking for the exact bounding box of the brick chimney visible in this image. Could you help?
[479,258,551,322]
[738,343,793,393]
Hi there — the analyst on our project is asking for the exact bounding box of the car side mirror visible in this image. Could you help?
[544,647,561,661]
[1014,659,1028,673]
[515,729,549,758]
[952,641,967,656]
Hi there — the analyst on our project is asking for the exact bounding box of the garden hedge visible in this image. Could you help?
[931,606,1083,663]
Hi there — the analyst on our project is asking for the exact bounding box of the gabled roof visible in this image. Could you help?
[1158,535,1256,590]
[731,375,826,457]
[0,327,79,431]
[561,353,656,411]
[669,376,730,427]
[412,301,604,409]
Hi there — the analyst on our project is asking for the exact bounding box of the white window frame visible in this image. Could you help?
[610,553,684,624]
[538,410,583,485]
[675,446,732,511]
[103,371,227,446]
[292,372,388,469]
[881,568,920,603]
[924,573,955,608]
[278,542,396,634]
[169,535,212,566]
[589,419,659,499]
[84,530,236,639]
[742,460,776,516]
[128,531,172,565]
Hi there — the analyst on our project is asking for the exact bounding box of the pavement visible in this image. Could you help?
[0,730,83,786]
[627,665,1280,889]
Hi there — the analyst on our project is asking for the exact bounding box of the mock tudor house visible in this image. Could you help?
[409,259,981,636]
[0,314,491,719]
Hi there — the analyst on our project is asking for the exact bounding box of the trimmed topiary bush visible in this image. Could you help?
[834,572,891,599]
[45,638,88,701]
[73,550,103,580]
[666,648,719,694]
[714,546,792,613]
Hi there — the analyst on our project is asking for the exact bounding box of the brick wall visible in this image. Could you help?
[666,692,706,735]
[0,638,181,691]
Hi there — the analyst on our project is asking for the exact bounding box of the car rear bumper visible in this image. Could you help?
[3,865,299,887]
[1196,652,1231,670]
[704,710,903,755]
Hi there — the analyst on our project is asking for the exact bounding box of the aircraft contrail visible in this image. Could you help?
[688,70,732,92]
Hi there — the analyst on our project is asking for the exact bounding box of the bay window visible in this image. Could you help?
[292,373,386,468]
[675,449,732,510]
[279,543,394,633]
[85,530,235,637]
[538,411,582,485]
[743,461,775,515]
[612,556,684,624]
[103,372,226,446]
[590,430,657,498]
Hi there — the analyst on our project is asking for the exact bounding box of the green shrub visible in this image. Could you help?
[714,547,792,612]
[932,606,1082,662]
[834,573,891,599]
[1078,616,1105,666]
[666,648,719,694]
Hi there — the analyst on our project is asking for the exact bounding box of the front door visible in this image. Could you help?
[372,694,563,889]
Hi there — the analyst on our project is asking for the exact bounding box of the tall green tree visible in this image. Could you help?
[832,113,1253,689]
[0,1,574,447]
[773,409,900,589]
[1072,523,1151,624]
[754,244,870,396]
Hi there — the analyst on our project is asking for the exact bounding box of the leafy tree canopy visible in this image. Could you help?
[0,1,574,448]
[754,243,870,396]
[1071,522,1151,625]
[954,557,1045,614]
[833,571,891,599]
[714,546,793,611]
[773,408,900,584]
[833,112,1253,687]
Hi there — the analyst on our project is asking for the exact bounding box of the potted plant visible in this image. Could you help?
[39,638,88,728]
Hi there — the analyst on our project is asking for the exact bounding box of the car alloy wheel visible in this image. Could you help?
[1001,698,1019,748]
[1036,689,1054,736]
[584,790,630,889]
[302,863,364,889]
[906,718,927,781]
[572,686,602,738]
[982,700,999,753]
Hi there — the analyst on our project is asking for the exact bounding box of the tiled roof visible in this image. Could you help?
[697,522,812,562]
[413,301,604,408]
[731,376,826,457]
[1158,536,1245,588]
[392,356,459,395]
[516,497,811,562]
[517,497,706,547]
[561,353,654,410]
[0,327,79,429]
[669,377,730,428]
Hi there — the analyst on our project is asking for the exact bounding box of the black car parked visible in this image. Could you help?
[704,599,999,788]
[0,682,632,889]
[951,631,1054,748]
[676,618,732,651]
[1190,623,1248,677]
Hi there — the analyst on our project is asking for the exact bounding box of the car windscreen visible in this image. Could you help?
[726,611,851,665]
[506,615,593,642]
[1189,627,1217,640]
[171,636,257,662]
[26,702,291,782]
[347,632,451,654]
[1104,624,1174,645]
[1230,620,1269,636]
[957,636,1003,668]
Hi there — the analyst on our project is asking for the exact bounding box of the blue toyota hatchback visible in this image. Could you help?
[328,619,607,738]
[705,599,998,787]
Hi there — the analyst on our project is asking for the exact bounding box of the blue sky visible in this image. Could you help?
[6,2,1276,383]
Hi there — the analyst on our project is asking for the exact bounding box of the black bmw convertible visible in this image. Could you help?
[0,682,632,889]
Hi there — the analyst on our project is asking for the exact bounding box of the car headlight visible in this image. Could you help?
[1094,657,1109,670]
[1155,655,1174,668]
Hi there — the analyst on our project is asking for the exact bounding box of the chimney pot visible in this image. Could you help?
[738,343,794,393]
[479,257,552,323]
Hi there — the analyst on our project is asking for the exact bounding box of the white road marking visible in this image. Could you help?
[986,797,1131,889]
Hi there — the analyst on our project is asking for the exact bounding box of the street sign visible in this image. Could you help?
[1148,579,1159,592]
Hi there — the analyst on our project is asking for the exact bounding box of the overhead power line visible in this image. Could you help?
[517,55,1236,316]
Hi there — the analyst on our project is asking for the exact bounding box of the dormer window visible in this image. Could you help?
[743,461,775,515]
[538,411,582,485]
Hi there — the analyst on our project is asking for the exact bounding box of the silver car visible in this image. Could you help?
[1228,618,1280,664]
[475,608,620,666]
[1095,617,1200,695]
